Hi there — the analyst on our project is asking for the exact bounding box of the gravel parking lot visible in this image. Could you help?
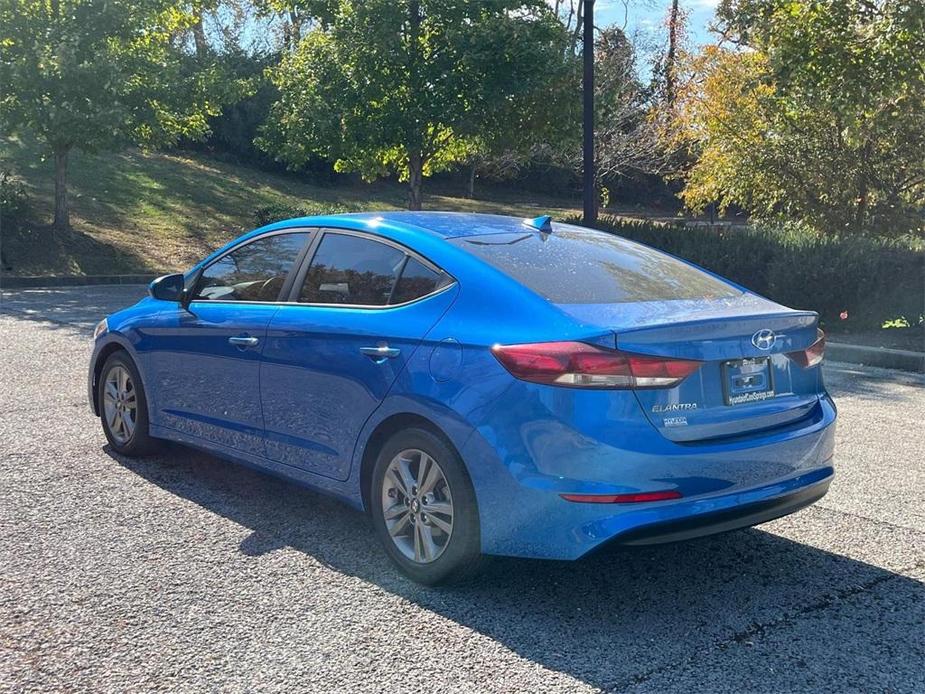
[1,286,923,693]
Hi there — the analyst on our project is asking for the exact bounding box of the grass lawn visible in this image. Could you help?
[1,136,581,276]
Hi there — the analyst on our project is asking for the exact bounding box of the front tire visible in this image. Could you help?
[98,351,160,456]
[370,428,483,585]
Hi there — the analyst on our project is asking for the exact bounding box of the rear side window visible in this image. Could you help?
[193,232,310,302]
[391,258,445,304]
[452,225,740,304]
[300,233,406,306]
[299,233,450,306]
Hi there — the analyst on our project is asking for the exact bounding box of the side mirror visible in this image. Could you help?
[149,273,186,302]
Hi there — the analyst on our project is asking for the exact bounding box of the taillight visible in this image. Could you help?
[787,330,825,368]
[491,341,701,389]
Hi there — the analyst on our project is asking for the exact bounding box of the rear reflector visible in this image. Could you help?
[491,341,701,389]
[560,490,683,504]
[787,330,826,368]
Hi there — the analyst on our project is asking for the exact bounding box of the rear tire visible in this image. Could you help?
[98,351,160,457]
[370,428,484,585]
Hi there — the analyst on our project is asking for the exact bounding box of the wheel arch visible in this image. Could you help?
[358,412,472,514]
[90,337,137,416]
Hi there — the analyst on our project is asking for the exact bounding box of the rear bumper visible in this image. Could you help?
[613,474,831,546]
[462,390,837,560]
[470,462,835,560]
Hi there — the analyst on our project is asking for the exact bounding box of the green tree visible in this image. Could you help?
[0,0,233,230]
[251,1,338,50]
[259,0,570,209]
[458,16,577,200]
[676,0,925,236]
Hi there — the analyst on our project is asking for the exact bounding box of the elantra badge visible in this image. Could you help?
[751,329,777,350]
[652,402,698,413]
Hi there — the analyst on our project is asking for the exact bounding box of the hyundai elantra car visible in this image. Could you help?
[89,212,836,584]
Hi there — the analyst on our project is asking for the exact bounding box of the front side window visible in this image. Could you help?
[193,232,310,302]
[299,234,407,306]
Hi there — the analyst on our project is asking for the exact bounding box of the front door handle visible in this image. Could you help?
[229,336,259,348]
[360,345,400,362]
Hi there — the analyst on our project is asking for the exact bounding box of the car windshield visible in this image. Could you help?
[451,224,741,304]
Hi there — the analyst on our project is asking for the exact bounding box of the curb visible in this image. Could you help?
[0,274,158,289]
[827,342,925,374]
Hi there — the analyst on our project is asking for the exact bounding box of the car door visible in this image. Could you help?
[260,230,457,480]
[142,230,312,456]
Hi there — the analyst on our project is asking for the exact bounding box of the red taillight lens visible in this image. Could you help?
[787,330,825,368]
[491,341,701,389]
[560,490,682,503]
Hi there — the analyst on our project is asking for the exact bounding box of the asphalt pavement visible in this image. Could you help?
[1,286,923,693]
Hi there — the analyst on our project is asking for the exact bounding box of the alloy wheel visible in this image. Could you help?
[102,365,137,445]
[380,449,454,564]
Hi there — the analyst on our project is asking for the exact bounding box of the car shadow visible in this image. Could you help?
[105,444,925,691]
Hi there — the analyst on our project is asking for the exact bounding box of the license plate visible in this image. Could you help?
[722,357,774,405]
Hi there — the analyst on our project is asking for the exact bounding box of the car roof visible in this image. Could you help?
[262,211,540,239]
[192,211,556,277]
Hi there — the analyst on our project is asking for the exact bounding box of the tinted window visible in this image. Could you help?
[193,232,310,302]
[391,258,445,304]
[300,234,405,306]
[452,225,740,304]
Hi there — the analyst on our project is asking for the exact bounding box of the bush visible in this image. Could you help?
[252,203,314,227]
[0,169,28,229]
[578,215,925,331]
[252,200,368,228]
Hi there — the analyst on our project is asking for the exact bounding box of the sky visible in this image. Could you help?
[229,1,723,60]
[591,0,720,48]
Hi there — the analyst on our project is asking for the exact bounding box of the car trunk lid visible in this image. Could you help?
[557,295,823,442]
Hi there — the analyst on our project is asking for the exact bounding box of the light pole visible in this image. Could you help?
[582,0,596,225]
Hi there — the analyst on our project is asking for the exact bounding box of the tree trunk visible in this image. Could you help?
[285,11,303,50]
[467,164,476,199]
[408,149,424,210]
[53,146,70,232]
[855,141,871,233]
[192,12,208,59]
[666,0,680,107]
[570,0,584,53]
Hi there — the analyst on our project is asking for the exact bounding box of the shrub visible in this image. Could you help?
[252,200,369,228]
[0,169,28,229]
[252,204,313,228]
[577,215,925,331]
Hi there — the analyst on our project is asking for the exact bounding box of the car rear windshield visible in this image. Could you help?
[451,224,741,304]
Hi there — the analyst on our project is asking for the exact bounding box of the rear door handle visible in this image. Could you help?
[229,336,259,348]
[360,345,400,361]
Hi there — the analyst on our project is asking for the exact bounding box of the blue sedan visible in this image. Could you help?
[89,212,836,584]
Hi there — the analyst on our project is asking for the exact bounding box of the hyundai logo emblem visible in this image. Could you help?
[752,329,777,350]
